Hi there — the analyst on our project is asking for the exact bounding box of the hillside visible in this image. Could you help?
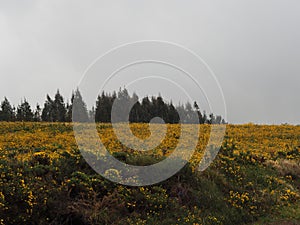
[0,122,299,224]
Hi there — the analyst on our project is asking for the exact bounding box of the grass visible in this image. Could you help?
[252,202,300,225]
[0,122,299,224]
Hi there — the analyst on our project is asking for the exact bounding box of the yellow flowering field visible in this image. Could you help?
[0,122,299,225]
[1,122,298,161]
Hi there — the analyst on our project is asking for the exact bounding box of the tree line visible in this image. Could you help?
[0,88,226,124]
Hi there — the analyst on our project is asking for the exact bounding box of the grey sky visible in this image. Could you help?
[0,0,299,124]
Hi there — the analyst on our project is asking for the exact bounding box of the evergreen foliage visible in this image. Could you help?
[0,88,226,124]
[0,97,15,121]
[16,99,34,121]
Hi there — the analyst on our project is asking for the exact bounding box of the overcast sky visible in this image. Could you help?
[0,0,299,124]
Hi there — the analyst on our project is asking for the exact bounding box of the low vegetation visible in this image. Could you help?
[0,122,299,224]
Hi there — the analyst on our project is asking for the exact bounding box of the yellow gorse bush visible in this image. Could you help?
[0,122,299,224]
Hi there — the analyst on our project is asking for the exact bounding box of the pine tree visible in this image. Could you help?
[41,95,55,122]
[202,110,208,124]
[89,106,95,122]
[193,101,204,124]
[129,92,141,123]
[184,102,198,124]
[0,97,15,121]
[72,88,89,122]
[209,113,215,124]
[16,99,33,121]
[53,90,66,122]
[0,88,226,124]
[95,92,112,122]
[167,102,179,124]
[215,115,222,124]
[155,96,168,123]
[140,96,151,123]
[66,96,73,122]
[33,104,42,122]
[111,88,131,122]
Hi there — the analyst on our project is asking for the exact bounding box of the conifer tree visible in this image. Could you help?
[53,90,66,122]
[16,99,33,121]
[193,101,204,124]
[41,95,55,122]
[0,88,226,124]
[33,104,42,122]
[167,102,179,124]
[71,88,89,122]
[0,97,15,121]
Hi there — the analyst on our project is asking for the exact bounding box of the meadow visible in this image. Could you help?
[0,122,299,225]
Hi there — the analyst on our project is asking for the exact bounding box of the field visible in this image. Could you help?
[0,122,299,225]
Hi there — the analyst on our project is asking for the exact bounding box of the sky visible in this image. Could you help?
[0,0,299,124]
